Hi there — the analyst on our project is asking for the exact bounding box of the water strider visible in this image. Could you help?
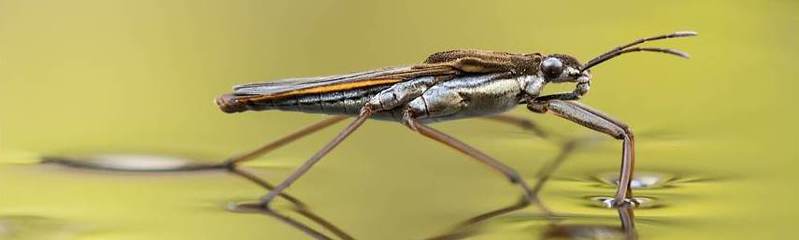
[216,31,697,208]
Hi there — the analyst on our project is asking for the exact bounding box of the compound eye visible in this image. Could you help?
[541,57,564,79]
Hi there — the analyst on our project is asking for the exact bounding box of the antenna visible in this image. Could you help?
[581,31,697,71]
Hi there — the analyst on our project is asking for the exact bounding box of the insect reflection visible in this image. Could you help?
[229,137,638,240]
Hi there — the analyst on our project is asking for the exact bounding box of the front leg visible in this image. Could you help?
[534,81,591,102]
[528,100,635,207]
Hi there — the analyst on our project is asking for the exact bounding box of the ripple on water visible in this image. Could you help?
[593,171,676,189]
[542,225,628,240]
[41,154,223,172]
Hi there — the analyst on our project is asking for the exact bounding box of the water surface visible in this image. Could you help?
[1,0,798,239]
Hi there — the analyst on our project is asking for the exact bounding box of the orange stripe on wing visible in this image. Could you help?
[244,78,402,102]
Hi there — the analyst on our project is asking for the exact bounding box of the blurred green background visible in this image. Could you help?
[1,0,797,239]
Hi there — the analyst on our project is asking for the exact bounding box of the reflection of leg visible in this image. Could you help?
[232,202,333,240]
[259,109,373,207]
[529,100,635,206]
[531,140,577,195]
[428,139,583,240]
[295,208,355,240]
[229,167,305,208]
[230,168,355,240]
[263,209,333,240]
[455,139,580,225]
[404,115,535,200]
[529,140,581,215]
[224,116,348,167]
[618,204,638,240]
[481,114,548,138]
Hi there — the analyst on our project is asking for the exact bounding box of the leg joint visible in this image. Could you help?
[505,170,523,184]
[612,125,634,141]
[526,101,548,113]
[223,159,237,170]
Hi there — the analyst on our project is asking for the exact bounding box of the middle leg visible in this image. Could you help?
[258,108,374,208]
[404,113,535,201]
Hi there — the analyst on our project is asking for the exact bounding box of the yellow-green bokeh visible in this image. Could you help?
[1,0,798,239]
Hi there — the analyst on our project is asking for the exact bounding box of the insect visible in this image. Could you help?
[216,31,697,208]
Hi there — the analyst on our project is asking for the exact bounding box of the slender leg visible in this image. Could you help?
[481,115,548,138]
[404,115,535,201]
[224,116,348,167]
[529,100,635,206]
[259,108,374,208]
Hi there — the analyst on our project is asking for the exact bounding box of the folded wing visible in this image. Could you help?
[217,49,538,113]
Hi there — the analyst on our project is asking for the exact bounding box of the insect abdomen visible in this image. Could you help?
[218,85,390,115]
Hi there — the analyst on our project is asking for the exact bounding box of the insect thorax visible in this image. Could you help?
[402,74,538,123]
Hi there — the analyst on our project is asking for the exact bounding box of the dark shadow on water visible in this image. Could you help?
[40,138,642,240]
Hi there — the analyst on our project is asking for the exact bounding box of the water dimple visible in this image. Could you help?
[41,153,223,172]
[227,201,269,213]
[588,196,659,209]
[594,172,675,189]
[226,201,294,214]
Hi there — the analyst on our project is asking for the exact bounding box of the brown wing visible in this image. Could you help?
[425,49,520,64]
[231,65,457,97]
[422,49,542,75]
[232,50,539,98]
